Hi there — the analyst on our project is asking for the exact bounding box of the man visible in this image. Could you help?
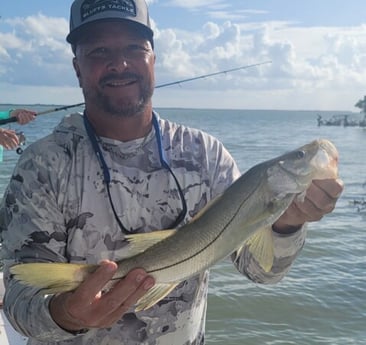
[0,0,343,344]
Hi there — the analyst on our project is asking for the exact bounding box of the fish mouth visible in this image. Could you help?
[310,139,339,179]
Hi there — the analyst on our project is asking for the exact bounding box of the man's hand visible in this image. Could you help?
[10,109,36,125]
[49,260,155,332]
[273,178,344,234]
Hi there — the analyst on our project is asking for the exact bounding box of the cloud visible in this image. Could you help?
[265,23,366,89]
[152,16,366,109]
[206,8,269,22]
[163,0,267,22]
[1,9,366,110]
[0,13,75,87]
[166,0,224,10]
[154,20,279,91]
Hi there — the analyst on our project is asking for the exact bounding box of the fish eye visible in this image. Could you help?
[295,150,306,159]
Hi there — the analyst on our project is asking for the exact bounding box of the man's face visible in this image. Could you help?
[73,21,155,117]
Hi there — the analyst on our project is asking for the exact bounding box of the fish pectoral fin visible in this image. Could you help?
[244,226,274,272]
[124,230,177,256]
[135,282,179,312]
[10,262,97,294]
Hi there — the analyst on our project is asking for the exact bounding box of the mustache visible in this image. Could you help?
[99,72,142,85]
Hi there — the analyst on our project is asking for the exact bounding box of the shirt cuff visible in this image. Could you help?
[272,224,307,259]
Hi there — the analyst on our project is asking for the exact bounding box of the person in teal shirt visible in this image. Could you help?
[0,108,36,149]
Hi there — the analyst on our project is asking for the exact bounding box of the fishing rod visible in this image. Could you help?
[0,61,271,126]
[155,61,271,88]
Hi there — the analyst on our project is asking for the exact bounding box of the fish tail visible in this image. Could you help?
[10,262,98,294]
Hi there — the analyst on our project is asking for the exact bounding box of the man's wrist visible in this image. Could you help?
[49,294,89,334]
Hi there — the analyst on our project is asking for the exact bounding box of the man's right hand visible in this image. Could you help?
[49,260,155,332]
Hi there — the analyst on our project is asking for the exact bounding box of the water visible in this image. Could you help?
[0,105,365,344]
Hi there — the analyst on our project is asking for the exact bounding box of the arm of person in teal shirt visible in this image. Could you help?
[0,110,12,120]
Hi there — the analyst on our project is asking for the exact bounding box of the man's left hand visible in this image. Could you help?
[273,178,344,234]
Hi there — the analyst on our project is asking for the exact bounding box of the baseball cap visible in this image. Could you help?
[66,0,154,46]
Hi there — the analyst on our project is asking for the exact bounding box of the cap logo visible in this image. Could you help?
[80,0,137,22]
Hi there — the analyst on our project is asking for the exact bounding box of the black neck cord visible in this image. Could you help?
[83,111,187,233]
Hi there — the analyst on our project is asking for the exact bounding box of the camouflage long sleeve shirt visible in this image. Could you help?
[0,112,306,345]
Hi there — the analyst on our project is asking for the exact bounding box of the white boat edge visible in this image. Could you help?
[0,272,28,345]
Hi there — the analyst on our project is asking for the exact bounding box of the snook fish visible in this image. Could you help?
[10,139,339,311]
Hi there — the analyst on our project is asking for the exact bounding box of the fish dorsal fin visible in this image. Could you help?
[238,226,274,272]
[124,229,177,257]
[135,282,179,311]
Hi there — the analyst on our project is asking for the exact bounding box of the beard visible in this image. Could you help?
[84,72,154,117]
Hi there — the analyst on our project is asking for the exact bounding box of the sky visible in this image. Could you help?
[0,0,366,111]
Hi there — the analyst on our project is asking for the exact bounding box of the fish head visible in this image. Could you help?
[267,139,339,198]
[308,139,339,179]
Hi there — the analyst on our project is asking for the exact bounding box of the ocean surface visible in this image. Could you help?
[0,105,365,345]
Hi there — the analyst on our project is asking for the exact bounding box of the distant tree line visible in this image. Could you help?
[354,95,366,113]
